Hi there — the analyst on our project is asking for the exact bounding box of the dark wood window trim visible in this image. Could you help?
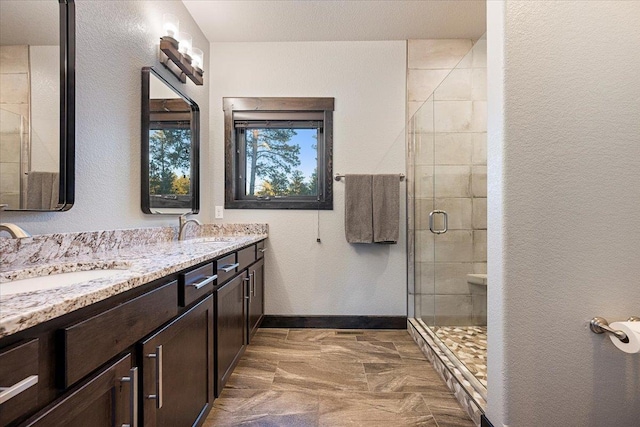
[223,97,334,210]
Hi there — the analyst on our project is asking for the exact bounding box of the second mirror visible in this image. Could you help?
[141,67,199,214]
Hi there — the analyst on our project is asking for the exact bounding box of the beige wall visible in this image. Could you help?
[487,1,640,425]
[209,41,408,316]
[0,0,210,231]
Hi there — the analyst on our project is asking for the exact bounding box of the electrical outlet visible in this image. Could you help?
[215,206,223,219]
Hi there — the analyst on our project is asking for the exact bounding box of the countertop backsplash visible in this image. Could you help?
[0,223,268,270]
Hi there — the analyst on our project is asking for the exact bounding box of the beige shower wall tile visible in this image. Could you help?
[434,263,475,295]
[434,230,473,263]
[472,39,487,68]
[472,133,487,164]
[415,230,435,263]
[473,230,487,262]
[414,165,433,198]
[413,133,434,166]
[471,165,487,197]
[408,69,450,102]
[0,133,21,162]
[434,133,473,165]
[414,198,434,231]
[0,46,29,74]
[415,262,434,294]
[0,73,29,104]
[409,101,434,134]
[472,198,487,230]
[472,68,487,101]
[0,192,20,208]
[434,198,472,230]
[408,39,473,69]
[434,101,486,133]
[434,166,470,197]
[0,163,20,192]
[434,69,472,101]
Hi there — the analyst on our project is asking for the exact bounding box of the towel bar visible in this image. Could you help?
[334,173,405,182]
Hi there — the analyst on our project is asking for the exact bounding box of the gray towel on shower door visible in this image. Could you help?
[345,174,373,243]
[372,174,399,244]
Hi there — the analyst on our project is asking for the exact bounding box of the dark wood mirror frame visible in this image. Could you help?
[141,67,200,215]
[2,0,75,211]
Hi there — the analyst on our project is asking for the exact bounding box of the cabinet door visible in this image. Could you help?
[0,339,39,427]
[215,273,246,396]
[247,258,265,342]
[20,354,136,427]
[141,295,214,427]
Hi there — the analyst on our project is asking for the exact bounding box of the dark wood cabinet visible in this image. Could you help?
[0,339,39,427]
[1,240,266,426]
[20,354,136,427]
[141,295,214,427]
[247,257,264,342]
[215,272,247,396]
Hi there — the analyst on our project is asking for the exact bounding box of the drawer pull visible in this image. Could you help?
[218,263,239,273]
[146,345,163,409]
[0,375,38,404]
[259,248,267,253]
[190,275,217,290]
[120,367,138,427]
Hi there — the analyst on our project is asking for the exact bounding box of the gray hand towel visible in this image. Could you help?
[372,174,399,244]
[345,174,373,243]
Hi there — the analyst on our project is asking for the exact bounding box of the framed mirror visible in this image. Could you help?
[0,0,75,211]
[141,67,199,214]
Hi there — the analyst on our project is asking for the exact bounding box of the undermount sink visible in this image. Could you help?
[0,261,132,296]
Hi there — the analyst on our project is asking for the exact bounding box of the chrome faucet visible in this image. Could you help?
[178,213,202,241]
[0,223,32,238]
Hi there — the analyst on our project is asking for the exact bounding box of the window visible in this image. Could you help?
[223,97,334,209]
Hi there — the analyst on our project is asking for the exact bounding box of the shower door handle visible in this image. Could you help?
[429,210,448,234]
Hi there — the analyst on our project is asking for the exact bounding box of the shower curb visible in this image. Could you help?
[408,318,485,426]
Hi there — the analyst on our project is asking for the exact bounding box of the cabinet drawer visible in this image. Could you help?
[180,263,216,306]
[22,353,135,427]
[0,339,39,426]
[216,253,237,284]
[238,245,256,271]
[256,241,266,259]
[63,281,178,387]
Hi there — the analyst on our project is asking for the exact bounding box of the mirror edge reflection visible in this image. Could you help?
[140,66,200,215]
[1,0,75,212]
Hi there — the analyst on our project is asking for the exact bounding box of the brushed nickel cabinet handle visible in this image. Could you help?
[0,375,38,405]
[146,345,163,408]
[190,275,217,290]
[258,248,267,253]
[120,367,138,427]
[251,270,256,297]
[218,263,239,273]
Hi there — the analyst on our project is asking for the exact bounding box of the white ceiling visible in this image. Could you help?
[182,0,486,43]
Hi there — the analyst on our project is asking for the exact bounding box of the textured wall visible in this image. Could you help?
[487,1,640,426]
[209,41,407,316]
[0,0,210,232]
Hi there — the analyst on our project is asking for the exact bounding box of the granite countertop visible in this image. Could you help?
[0,227,267,338]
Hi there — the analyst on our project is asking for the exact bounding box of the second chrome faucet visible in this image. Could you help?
[178,212,202,241]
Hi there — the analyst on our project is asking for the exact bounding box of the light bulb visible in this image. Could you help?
[191,47,204,69]
[162,14,179,39]
[178,32,192,56]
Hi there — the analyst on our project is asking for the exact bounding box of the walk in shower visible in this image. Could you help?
[407,35,487,421]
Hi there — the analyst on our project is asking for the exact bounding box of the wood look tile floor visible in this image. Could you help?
[203,328,475,427]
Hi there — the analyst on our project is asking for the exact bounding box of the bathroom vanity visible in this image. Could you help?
[0,226,266,427]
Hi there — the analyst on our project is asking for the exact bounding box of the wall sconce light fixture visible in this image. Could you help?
[159,14,204,86]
